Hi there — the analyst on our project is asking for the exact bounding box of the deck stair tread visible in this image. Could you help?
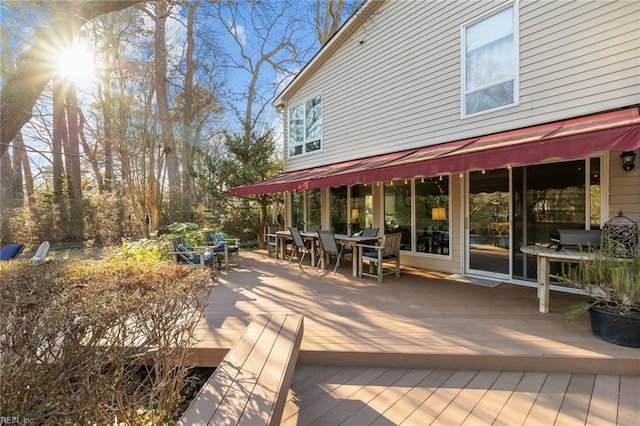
[179,313,303,425]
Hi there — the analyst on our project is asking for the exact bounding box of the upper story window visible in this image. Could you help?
[288,95,322,157]
[462,3,518,116]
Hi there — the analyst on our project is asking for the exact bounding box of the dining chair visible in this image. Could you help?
[316,230,345,274]
[361,227,380,238]
[358,232,402,282]
[289,227,312,265]
[266,225,280,258]
[344,227,379,260]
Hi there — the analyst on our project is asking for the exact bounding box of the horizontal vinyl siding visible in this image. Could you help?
[284,0,640,173]
[518,0,640,120]
[608,154,640,223]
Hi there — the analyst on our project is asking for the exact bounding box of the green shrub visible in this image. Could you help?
[0,256,213,424]
[560,249,640,318]
[111,238,165,262]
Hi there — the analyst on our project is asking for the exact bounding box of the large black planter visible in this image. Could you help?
[589,306,640,348]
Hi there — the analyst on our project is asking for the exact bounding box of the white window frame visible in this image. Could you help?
[461,1,519,118]
[287,95,322,158]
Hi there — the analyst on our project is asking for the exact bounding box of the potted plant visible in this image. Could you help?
[560,248,640,348]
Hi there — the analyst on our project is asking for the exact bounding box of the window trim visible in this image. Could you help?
[287,94,323,158]
[461,1,519,118]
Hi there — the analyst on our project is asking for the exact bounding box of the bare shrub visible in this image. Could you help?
[0,257,213,424]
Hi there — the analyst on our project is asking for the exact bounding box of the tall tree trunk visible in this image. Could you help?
[78,108,105,192]
[153,0,180,218]
[52,77,67,198]
[11,135,23,205]
[181,0,200,208]
[13,132,34,210]
[0,149,14,244]
[102,73,114,192]
[62,81,84,240]
[65,99,81,194]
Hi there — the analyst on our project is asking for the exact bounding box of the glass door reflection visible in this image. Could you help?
[467,169,510,276]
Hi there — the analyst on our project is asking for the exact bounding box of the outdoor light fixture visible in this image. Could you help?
[620,151,637,172]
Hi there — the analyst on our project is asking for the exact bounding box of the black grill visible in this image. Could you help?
[549,229,600,251]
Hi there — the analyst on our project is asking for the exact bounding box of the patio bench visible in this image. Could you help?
[179,313,304,426]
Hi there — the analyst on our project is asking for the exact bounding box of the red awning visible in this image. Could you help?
[229,107,640,196]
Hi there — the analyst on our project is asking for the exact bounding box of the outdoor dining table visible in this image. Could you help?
[520,245,595,313]
[274,231,379,277]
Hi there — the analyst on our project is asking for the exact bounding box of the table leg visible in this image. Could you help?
[310,238,317,267]
[538,256,550,313]
[351,244,358,277]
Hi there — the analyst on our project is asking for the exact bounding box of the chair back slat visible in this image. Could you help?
[381,233,402,257]
[317,230,340,255]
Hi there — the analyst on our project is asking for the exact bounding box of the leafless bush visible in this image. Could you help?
[0,258,213,424]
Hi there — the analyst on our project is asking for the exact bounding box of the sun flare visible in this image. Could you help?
[56,42,96,86]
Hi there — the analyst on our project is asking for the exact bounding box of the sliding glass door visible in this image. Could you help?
[466,157,602,282]
[467,169,510,277]
[512,158,601,282]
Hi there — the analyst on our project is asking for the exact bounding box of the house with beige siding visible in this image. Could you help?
[231,0,640,288]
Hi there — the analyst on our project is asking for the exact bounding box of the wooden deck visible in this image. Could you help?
[191,251,639,424]
[282,367,639,425]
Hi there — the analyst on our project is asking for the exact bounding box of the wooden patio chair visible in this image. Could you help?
[266,225,280,258]
[168,237,218,276]
[202,231,240,269]
[358,232,402,282]
[316,230,345,274]
[288,227,312,265]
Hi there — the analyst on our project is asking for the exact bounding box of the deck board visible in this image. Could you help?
[462,371,524,426]
[555,373,595,425]
[524,372,571,425]
[493,372,547,425]
[306,368,406,425]
[617,375,640,425]
[402,370,478,424]
[432,370,500,425]
[585,375,621,425]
